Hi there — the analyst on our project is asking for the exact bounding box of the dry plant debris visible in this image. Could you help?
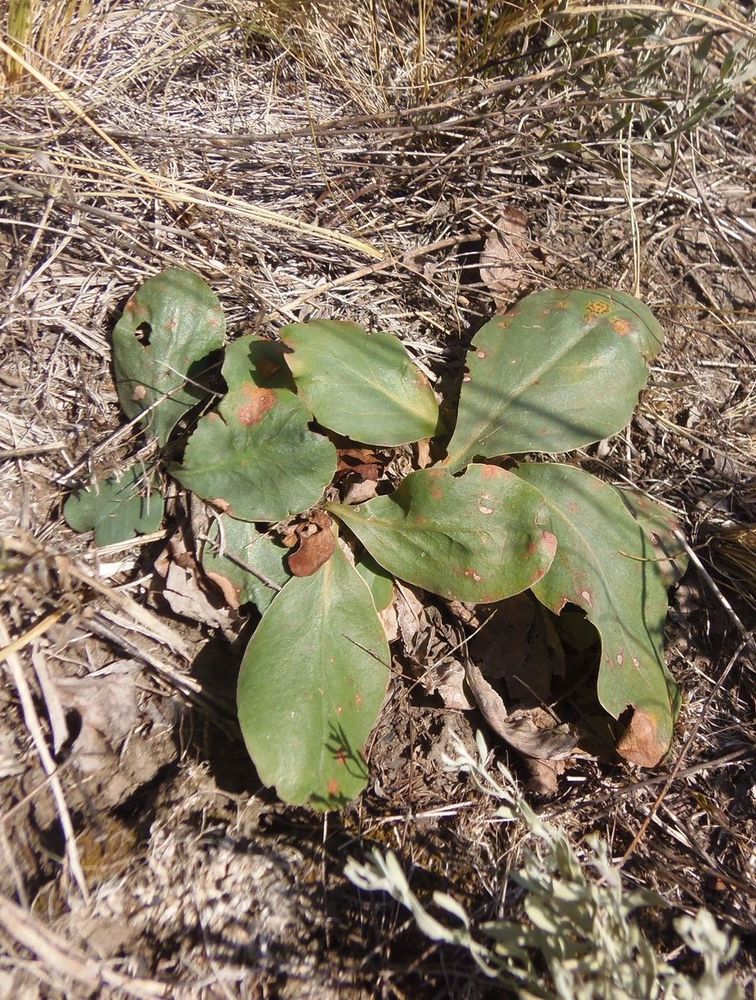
[1,1,755,996]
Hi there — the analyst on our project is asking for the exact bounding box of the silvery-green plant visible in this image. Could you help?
[346,733,742,1000]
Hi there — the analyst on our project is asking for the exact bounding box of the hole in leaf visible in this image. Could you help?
[135,322,152,347]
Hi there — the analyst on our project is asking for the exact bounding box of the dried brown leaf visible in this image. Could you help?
[616,707,666,767]
[287,511,336,576]
[464,659,577,761]
[467,594,565,707]
[479,206,539,309]
[394,583,474,709]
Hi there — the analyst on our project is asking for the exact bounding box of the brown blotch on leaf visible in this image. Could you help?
[616,708,665,767]
[236,384,277,427]
[125,298,149,321]
[287,511,336,577]
[612,317,633,336]
[132,385,147,402]
[542,531,558,556]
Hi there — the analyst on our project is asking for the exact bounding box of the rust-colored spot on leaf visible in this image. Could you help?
[287,511,335,577]
[125,298,149,321]
[612,317,633,335]
[334,747,348,765]
[616,708,665,767]
[585,299,610,317]
[237,384,277,427]
[464,568,482,583]
[482,465,503,478]
[542,530,558,557]
[327,778,341,796]
[476,349,487,359]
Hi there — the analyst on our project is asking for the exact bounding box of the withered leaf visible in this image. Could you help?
[464,659,578,761]
[479,206,539,309]
[467,594,565,707]
[287,511,336,577]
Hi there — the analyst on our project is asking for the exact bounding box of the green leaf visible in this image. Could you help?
[222,334,295,392]
[281,320,439,445]
[200,514,290,613]
[328,465,557,604]
[173,381,337,521]
[355,553,394,612]
[64,465,163,546]
[615,488,689,588]
[237,540,390,808]
[113,268,226,445]
[514,462,677,766]
[444,289,664,470]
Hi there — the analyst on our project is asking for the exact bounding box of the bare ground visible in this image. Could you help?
[1,2,755,997]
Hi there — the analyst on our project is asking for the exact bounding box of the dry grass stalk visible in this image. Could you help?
[3,0,93,90]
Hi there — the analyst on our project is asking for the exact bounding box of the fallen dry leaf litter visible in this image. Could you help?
[1,1,755,997]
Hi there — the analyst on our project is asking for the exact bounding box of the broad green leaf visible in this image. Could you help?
[615,487,689,588]
[355,553,394,612]
[222,334,295,392]
[173,381,337,521]
[200,514,290,613]
[281,320,439,445]
[514,462,678,766]
[444,289,664,470]
[328,465,557,604]
[237,540,390,808]
[64,465,163,546]
[113,268,225,445]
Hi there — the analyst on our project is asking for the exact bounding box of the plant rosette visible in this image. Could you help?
[68,270,686,808]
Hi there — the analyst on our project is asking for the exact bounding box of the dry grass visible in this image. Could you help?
[1,1,755,997]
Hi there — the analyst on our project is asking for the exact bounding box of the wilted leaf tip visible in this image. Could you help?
[616,707,666,767]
